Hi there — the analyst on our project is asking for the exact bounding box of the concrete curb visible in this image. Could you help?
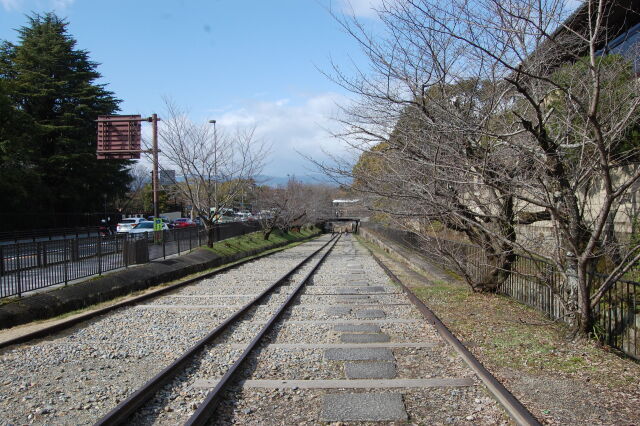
[0,233,320,330]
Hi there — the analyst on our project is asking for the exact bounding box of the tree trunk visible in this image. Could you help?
[207,226,215,248]
[576,260,594,335]
[472,250,517,292]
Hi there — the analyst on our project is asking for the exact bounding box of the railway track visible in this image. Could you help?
[0,233,539,425]
[95,233,341,425]
[0,235,334,424]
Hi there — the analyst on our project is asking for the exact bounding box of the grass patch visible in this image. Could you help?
[203,226,320,257]
[412,283,469,304]
[0,296,20,306]
[360,233,640,389]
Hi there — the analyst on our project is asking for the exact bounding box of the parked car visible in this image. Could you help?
[172,218,196,228]
[147,216,173,229]
[211,207,236,223]
[127,221,169,234]
[236,210,252,221]
[116,217,146,233]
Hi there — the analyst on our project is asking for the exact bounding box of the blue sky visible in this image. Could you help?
[1,0,383,179]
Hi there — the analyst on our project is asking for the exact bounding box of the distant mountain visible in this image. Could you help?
[255,174,341,187]
[155,173,344,187]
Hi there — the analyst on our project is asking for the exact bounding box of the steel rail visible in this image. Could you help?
[364,243,541,426]
[95,234,337,426]
[184,234,341,426]
[0,234,323,350]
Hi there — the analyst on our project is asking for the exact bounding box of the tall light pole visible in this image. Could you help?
[208,120,218,215]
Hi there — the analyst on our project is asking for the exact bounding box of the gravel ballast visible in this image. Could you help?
[0,237,331,425]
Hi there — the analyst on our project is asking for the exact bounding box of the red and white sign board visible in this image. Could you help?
[96,115,142,159]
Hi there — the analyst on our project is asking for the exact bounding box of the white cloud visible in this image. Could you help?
[339,0,384,18]
[0,0,74,11]
[51,0,74,10]
[216,92,354,178]
[0,0,22,11]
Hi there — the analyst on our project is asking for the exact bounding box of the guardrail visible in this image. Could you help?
[0,222,261,298]
[361,222,639,360]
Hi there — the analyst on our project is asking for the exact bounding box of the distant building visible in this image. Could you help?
[332,199,363,218]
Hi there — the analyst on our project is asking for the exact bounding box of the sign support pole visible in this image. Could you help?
[152,113,159,220]
[151,114,162,242]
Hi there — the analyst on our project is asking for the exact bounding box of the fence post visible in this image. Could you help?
[177,231,181,255]
[97,234,102,276]
[0,245,4,277]
[37,242,42,267]
[189,228,192,251]
[124,233,129,268]
[43,240,48,266]
[16,243,22,297]
[64,240,69,285]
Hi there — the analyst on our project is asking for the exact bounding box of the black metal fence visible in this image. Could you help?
[0,227,101,244]
[361,222,639,360]
[0,222,261,298]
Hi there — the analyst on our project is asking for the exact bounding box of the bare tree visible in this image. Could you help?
[326,0,640,335]
[258,178,336,239]
[156,99,269,247]
[115,164,149,213]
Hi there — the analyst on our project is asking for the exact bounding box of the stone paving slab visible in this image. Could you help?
[334,287,390,294]
[167,294,258,298]
[137,304,241,309]
[325,347,394,361]
[333,324,381,333]
[193,378,474,389]
[230,343,435,350]
[340,333,390,343]
[298,303,406,309]
[325,307,351,316]
[285,319,421,325]
[335,298,377,304]
[341,282,370,287]
[355,309,386,319]
[320,393,408,421]
[361,286,386,293]
[335,295,372,300]
[344,362,397,379]
[334,294,372,303]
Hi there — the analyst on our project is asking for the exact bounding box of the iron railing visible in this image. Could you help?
[361,222,640,360]
[0,222,261,298]
[0,227,100,244]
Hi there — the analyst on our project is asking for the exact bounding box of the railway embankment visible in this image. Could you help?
[359,227,640,425]
[0,228,321,331]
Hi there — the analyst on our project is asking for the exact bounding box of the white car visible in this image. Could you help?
[126,221,169,234]
[116,217,146,233]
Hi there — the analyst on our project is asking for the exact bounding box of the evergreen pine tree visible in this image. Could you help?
[0,12,131,228]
